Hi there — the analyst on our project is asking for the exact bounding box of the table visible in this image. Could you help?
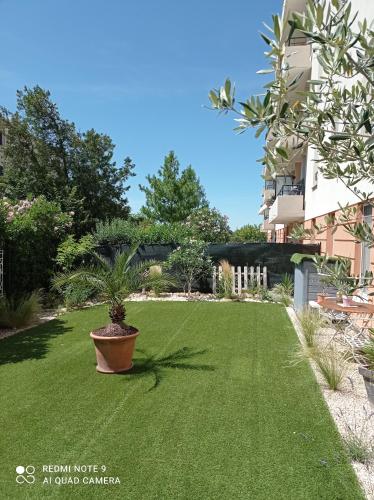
[319,297,374,351]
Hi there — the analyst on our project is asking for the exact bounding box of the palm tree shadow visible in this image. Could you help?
[121,347,216,391]
[0,319,73,365]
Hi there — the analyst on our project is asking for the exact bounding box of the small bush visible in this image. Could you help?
[359,337,374,370]
[298,308,326,347]
[0,291,42,328]
[272,274,294,296]
[166,240,212,296]
[311,347,347,391]
[344,434,373,464]
[63,284,95,309]
[270,274,294,305]
[338,406,374,464]
[217,259,233,298]
[257,286,273,302]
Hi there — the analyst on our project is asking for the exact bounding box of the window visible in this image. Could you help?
[0,132,3,146]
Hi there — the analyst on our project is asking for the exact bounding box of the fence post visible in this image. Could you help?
[231,266,236,294]
[237,266,242,295]
[256,265,261,287]
[243,266,248,290]
[263,266,267,289]
[250,266,254,287]
[212,266,217,294]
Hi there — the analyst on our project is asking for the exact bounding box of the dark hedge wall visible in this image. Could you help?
[98,242,320,290]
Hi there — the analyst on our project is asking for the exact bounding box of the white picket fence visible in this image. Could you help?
[212,265,267,295]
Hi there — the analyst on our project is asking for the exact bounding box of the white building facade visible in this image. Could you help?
[260,0,374,276]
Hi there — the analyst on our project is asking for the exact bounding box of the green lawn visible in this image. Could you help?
[0,302,363,499]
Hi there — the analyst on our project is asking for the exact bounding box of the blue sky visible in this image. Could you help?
[0,0,281,229]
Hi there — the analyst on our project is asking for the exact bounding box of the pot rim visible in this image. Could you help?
[90,328,139,341]
[358,365,374,377]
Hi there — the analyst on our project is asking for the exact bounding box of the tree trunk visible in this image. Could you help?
[109,302,126,325]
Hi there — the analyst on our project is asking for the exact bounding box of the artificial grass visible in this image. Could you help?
[0,302,363,499]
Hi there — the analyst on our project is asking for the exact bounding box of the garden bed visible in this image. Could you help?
[288,308,374,499]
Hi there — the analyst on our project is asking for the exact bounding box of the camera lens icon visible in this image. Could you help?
[16,465,35,484]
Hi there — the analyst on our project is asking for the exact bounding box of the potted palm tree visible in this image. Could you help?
[54,248,174,374]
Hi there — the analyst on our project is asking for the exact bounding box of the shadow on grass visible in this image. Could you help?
[121,347,215,390]
[0,319,73,366]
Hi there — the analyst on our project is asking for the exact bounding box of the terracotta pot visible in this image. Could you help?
[90,329,139,374]
[358,366,374,406]
[316,293,326,304]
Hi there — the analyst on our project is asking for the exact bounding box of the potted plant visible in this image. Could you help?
[311,254,335,303]
[53,248,174,373]
[358,337,374,406]
[315,257,360,305]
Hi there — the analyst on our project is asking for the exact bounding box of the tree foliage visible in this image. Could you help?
[139,151,207,223]
[230,224,267,243]
[186,206,231,243]
[0,86,135,234]
[209,0,374,245]
[1,196,72,296]
[166,240,212,296]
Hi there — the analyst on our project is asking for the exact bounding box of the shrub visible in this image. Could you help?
[2,196,72,297]
[230,224,267,243]
[0,291,42,328]
[338,406,374,465]
[94,219,192,246]
[217,259,233,298]
[273,274,294,296]
[311,347,347,391]
[185,207,231,243]
[298,308,326,347]
[166,240,212,296]
[270,274,294,306]
[56,234,95,272]
[359,337,374,370]
[256,285,273,302]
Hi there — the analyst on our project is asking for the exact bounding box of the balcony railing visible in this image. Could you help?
[278,184,304,197]
[264,180,275,190]
[287,36,308,46]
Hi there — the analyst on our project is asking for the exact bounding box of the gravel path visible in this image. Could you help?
[287,307,374,499]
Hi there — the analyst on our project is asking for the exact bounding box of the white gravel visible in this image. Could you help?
[287,307,374,499]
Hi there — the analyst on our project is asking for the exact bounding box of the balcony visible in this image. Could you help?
[263,180,275,202]
[268,184,305,224]
[285,36,311,70]
[261,218,275,231]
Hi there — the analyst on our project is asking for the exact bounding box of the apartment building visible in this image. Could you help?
[260,0,374,276]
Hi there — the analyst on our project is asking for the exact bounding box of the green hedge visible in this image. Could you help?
[94,219,193,245]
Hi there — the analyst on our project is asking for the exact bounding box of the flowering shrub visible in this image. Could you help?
[166,239,212,296]
[2,196,72,297]
[185,207,231,243]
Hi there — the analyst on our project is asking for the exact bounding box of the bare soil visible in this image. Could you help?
[92,322,138,337]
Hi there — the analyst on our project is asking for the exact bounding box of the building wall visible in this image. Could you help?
[303,202,374,276]
[300,0,374,276]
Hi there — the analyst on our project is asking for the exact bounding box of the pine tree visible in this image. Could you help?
[139,151,206,223]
